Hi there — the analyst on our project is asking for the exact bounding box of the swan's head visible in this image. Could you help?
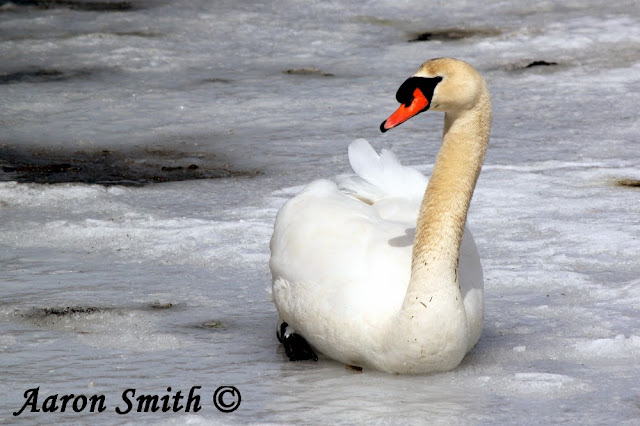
[380,58,485,132]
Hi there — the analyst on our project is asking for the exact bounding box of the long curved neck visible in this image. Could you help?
[405,89,491,304]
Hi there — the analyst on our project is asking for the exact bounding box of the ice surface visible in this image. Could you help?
[1,0,639,423]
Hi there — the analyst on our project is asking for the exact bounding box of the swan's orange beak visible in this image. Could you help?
[380,88,429,133]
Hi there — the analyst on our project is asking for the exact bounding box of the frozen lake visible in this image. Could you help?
[1,0,639,423]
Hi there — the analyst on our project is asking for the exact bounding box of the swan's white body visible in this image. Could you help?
[270,58,491,374]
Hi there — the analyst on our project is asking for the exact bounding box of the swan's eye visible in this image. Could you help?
[395,76,443,106]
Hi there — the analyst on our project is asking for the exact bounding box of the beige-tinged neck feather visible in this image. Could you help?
[408,87,491,295]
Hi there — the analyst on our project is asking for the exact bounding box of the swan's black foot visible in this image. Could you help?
[277,322,318,361]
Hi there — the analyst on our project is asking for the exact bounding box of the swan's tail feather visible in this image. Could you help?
[338,138,427,202]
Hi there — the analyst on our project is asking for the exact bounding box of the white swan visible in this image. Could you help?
[270,58,491,374]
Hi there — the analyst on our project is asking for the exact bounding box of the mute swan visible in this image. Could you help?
[270,58,491,374]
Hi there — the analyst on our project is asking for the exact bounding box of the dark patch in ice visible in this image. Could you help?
[0,147,260,186]
[201,77,232,84]
[22,306,112,326]
[0,67,113,84]
[0,68,99,84]
[502,60,560,71]
[1,0,137,12]
[182,320,229,332]
[409,28,500,42]
[38,306,106,316]
[149,302,176,310]
[616,179,640,188]
[22,303,183,324]
[161,165,199,172]
[141,301,188,312]
[501,61,563,72]
[525,60,558,68]
[283,68,334,77]
[109,30,161,38]
[2,163,77,174]
[198,320,226,330]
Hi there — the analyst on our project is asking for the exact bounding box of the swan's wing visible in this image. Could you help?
[459,227,484,348]
[272,139,425,301]
[270,179,412,333]
[337,138,427,204]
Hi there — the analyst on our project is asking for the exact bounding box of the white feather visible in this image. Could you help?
[339,138,427,203]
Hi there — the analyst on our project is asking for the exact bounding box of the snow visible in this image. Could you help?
[1,0,639,423]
